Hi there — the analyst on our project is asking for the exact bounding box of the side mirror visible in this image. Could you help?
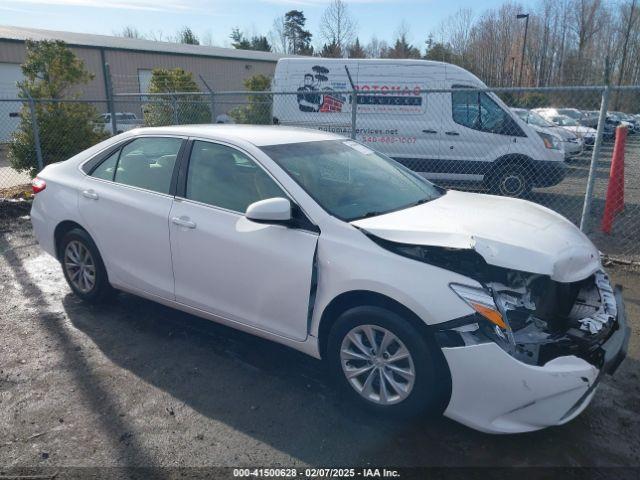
[245,197,292,224]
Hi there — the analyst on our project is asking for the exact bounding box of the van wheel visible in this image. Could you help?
[327,306,445,417]
[490,164,532,197]
[59,228,114,303]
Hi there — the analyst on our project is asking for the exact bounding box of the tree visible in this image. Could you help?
[230,28,251,49]
[177,27,200,45]
[143,68,210,126]
[229,74,272,125]
[348,38,367,58]
[365,36,389,58]
[321,41,343,58]
[384,23,421,59]
[8,40,106,176]
[424,38,457,63]
[319,0,356,55]
[250,36,271,52]
[117,26,144,39]
[230,29,272,52]
[284,10,314,55]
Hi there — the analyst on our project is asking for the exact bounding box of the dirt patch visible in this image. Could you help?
[0,203,638,471]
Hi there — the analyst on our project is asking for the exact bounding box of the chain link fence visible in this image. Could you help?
[1,85,639,264]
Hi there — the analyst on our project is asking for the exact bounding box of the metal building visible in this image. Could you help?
[0,25,283,139]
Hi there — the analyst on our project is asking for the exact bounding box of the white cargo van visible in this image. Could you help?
[272,58,566,197]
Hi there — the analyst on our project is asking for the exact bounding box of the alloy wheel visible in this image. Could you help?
[64,240,96,293]
[340,324,416,405]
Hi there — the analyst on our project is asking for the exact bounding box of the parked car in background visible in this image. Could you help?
[29,125,629,434]
[610,112,639,133]
[534,107,594,128]
[534,111,598,147]
[511,108,583,159]
[580,110,600,128]
[96,112,143,135]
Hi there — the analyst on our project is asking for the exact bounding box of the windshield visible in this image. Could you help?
[558,109,581,119]
[526,111,554,128]
[553,116,579,127]
[261,140,442,221]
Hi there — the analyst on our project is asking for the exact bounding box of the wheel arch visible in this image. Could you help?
[317,290,434,360]
[54,220,88,260]
[488,153,534,177]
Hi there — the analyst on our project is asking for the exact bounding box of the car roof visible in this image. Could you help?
[126,125,344,147]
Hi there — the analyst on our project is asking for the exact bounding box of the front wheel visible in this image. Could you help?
[327,306,447,417]
[489,164,533,197]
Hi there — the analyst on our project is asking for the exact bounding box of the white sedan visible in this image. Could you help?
[30,126,629,434]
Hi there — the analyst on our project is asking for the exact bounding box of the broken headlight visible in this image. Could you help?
[449,283,516,349]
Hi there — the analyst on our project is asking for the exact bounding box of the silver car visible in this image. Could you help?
[511,108,583,158]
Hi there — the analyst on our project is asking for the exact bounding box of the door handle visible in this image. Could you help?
[82,189,98,200]
[171,216,196,229]
[422,129,438,134]
[445,131,460,136]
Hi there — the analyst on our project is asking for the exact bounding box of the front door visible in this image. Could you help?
[169,140,318,341]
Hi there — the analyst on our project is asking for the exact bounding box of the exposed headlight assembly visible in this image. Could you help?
[449,283,516,348]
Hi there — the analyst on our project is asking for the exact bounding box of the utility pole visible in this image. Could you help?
[517,13,530,86]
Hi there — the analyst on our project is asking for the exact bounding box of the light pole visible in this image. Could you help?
[517,13,529,86]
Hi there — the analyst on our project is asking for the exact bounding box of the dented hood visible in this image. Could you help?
[352,190,600,282]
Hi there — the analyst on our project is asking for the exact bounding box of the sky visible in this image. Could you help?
[0,0,537,51]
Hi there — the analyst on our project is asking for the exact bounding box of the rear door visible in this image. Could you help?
[79,135,185,299]
[169,139,318,341]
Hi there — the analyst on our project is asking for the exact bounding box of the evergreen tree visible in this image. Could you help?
[8,40,106,176]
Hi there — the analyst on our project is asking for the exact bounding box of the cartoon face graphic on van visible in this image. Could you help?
[296,65,346,113]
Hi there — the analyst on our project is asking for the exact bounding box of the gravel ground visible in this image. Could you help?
[0,200,639,473]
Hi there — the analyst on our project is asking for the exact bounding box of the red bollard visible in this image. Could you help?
[601,125,627,234]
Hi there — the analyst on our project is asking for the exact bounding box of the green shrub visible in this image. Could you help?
[143,68,210,126]
[8,40,106,177]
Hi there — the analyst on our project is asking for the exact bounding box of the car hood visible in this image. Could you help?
[547,126,577,140]
[564,126,597,136]
[351,190,600,283]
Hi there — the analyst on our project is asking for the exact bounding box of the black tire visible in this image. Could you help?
[327,306,448,418]
[489,163,533,197]
[59,228,115,303]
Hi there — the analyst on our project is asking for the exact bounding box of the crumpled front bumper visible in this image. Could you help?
[439,286,630,434]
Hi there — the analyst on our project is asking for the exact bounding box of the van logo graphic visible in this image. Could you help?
[297,66,347,113]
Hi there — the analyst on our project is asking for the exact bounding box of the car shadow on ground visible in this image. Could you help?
[58,289,637,467]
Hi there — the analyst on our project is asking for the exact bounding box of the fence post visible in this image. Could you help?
[198,74,216,123]
[25,91,44,172]
[172,95,179,125]
[579,85,611,233]
[344,66,357,140]
[104,63,117,135]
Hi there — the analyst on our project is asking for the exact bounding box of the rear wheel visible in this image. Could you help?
[327,306,446,417]
[59,228,114,303]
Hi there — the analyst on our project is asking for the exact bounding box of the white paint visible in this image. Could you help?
[352,189,601,282]
[29,125,614,434]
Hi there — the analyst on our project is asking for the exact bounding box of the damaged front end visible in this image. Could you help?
[368,235,629,374]
[448,270,622,371]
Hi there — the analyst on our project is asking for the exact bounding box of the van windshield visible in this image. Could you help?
[261,140,442,221]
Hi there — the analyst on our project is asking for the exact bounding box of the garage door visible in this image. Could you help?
[0,63,24,142]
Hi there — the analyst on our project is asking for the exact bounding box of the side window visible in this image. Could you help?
[479,93,509,134]
[186,141,286,213]
[91,150,120,181]
[452,87,522,136]
[451,89,479,129]
[113,137,182,194]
